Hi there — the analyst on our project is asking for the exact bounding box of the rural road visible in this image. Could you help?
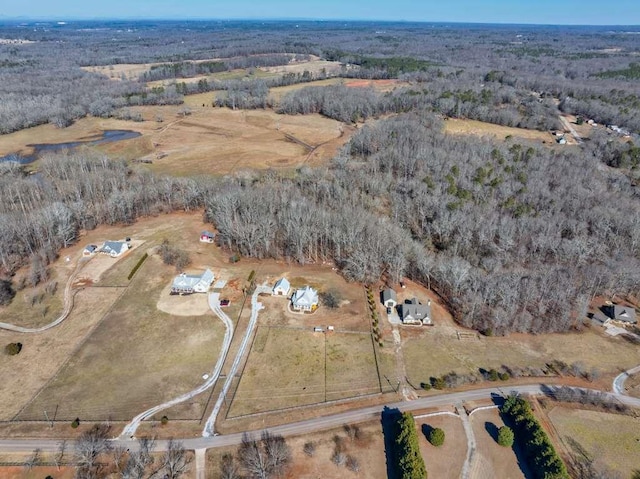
[202,284,271,437]
[0,257,84,333]
[119,292,235,438]
[613,365,640,395]
[4,384,640,454]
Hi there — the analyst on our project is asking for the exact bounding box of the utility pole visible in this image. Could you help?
[44,410,53,428]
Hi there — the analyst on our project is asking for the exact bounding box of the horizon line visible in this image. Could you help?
[1,16,639,28]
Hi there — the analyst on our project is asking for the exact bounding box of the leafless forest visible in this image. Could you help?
[0,20,639,334]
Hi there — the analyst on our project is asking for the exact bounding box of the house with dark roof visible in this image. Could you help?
[400,298,432,325]
[83,244,98,257]
[603,304,637,325]
[381,289,397,308]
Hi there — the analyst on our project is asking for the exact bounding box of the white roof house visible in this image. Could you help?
[273,277,291,296]
[291,286,319,312]
[100,241,130,258]
[171,269,215,294]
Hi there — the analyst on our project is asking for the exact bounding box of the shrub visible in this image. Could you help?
[127,252,148,280]
[303,441,316,457]
[160,415,169,425]
[229,254,240,263]
[497,426,514,447]
[498,371,510,381]
[431,376,445,390]
[159,239,191,271]
[71,418,80,428]
[420,382,432,391]
[320,289,342,309]
[488,369,499,381]
[0,279,16,306]
[5,342,22,356]
[428,427,445,447]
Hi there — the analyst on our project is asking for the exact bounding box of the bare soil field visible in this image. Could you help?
[415,414,467,479]
[548,406,640,476]
[344,78,407,92]
[470,408,529,479]
[444,118,557,144]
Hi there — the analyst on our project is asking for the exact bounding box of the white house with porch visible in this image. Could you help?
[99,241,130,258]
[171,269,215,294]
[291,286,319,312]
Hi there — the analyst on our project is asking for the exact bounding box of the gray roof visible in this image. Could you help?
[201,231,215,237]
[382,289,397,303]
[612,305,637,324]
[401,298,431,322]
[100,241,128,255]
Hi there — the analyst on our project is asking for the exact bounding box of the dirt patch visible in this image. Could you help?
[345,79,406,92]
[261,59,344,76]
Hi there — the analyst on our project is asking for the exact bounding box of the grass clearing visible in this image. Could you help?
[402,322,640,385]
[326,333,380,400]
[415,415,467,479]
[17,254,225,421]
[470,408,529,479]
[444,118,557,144]
[548,406,640,476]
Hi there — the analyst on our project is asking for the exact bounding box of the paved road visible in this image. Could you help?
[4,384,640,454]
[0,257,84,333]
[119,292,234,438]
[202,284,270,437]
[613,364,640,395]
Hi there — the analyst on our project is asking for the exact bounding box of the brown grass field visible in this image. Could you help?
[470,408,529,479]
[401,289,640,385]
[0,106,349,176]
[0,465,75,479]
[444,118,558,144]
[548,406,640,476]
[415,414,467,479]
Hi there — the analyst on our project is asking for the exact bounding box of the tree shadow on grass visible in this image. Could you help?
[484,421,499,442]
[421,423,434,442]
[381,406,401,479]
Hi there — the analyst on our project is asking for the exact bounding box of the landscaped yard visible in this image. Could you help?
[415,414,467,479]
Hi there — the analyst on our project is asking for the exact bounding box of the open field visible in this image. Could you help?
[261,59,343,76]
[17,255,225,421]
[444,118,558,144]
[268,78,345,101]
[548,406,640,476]
[402,306,640,386]
[415,414,467,479]
[470,408,529,479]
[146,67,277,89]
[0,105,349,176]
[0,465,75,479]
[82,57,223,80]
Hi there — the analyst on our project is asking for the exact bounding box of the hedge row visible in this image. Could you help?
[501,395,568,479]
[128,253,149,280]
[395,412,427,479]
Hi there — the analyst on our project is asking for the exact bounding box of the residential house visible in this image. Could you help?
[200,231,215,243]
[83,244,98,257]
[381,288,397,308]
[602,304,637,325]
[291,286,319,312]
[400,298,432,325]
[171,269,215,294]
[272,277,291,296]
[99,241,130,258]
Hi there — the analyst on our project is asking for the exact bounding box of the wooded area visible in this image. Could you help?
[0,20,639,334]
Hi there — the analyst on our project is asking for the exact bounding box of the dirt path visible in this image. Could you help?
[202,284,271,437]
[0,257,86,333]
[456,404,477,479]
[195,448,206,479]
[613,364,640,395]
[119,292,235,438]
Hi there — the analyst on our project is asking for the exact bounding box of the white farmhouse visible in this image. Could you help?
[99,241,130,258]
[171,269,215,294]
[291,286,319,312]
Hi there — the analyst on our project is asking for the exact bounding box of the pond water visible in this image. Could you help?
[0,129,142,164]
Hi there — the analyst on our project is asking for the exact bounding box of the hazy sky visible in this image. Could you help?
[3,0,639,25]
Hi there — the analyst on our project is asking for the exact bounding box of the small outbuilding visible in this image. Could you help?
[381,288,398,308]
[171,269,215,294]
[400,298,432,326]
[272,277,291,296]
[200,231,215,243]
[83,244,98,257]
[291,286,319,312]
[99,241,130,258]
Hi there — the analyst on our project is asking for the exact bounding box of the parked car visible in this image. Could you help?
[220,299,230,307]
[387,307,392,314]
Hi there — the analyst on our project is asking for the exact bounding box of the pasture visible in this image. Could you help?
[548,406,640,476]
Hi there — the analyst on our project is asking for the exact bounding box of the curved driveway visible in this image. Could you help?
[0,258,84,333]
[613,365,640,395]
[119,292,234,438]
